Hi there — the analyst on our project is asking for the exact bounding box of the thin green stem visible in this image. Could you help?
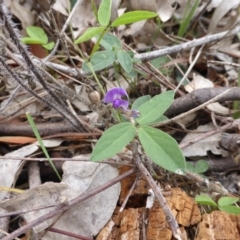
[89,26,110,59]
[87,62,105,95]
[26,112,61,181]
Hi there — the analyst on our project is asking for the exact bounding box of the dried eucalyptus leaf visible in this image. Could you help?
[42,161,120,239]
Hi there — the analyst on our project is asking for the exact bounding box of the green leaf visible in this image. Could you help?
[145,115,168,125]
[195,194,218,207]
[74,27,105,44]
[186,162,195,173]
[138,126,186,173]
[132,58,142,64]
[42,41,55,50]
[117,50,133,73]
[26,26,48,44]
[150,56,169,69]
[83,50,116,73]
[125,68,138,78]
[219,205,240,215]
[111,11,158,27]
[71,0,77,9]
[98,0,112,26]
[21,37,45,45]
[26,112,61,181]
[137,90,174,125]
[218,197,239,207]
[194,160,209,174]
[98,33,122,50]
[131,95,151,110]
[150,56,173,75]
[91,122,136,161]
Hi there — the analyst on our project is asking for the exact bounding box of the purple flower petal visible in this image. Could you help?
[112,99,129,109]
[103,87,128,103]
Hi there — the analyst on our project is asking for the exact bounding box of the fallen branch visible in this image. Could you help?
[134,25,240,61]
[165,87,240,117]
[15,26,240,78]
[0,2,85,131]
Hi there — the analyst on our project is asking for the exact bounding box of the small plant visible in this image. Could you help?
[21,26,55,50]
[186,159,209,174]
[74,0,158,73]
[90,87,186,174]
[195,194,240,215]
[82,33,138,74]
[78,0,186,174]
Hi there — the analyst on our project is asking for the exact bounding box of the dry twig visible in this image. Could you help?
[0,2,85,131]
[132,143,183,240]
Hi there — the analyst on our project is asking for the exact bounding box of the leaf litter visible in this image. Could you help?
[0,0,240,239]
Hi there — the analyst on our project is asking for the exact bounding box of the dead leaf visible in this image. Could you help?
[184,75,233,115]
[208,0,240,33]
[0,182,68,232]
[0,144,39,202]
[1,160,120,239]
[53,0,120,39]
[0,139,63,202]
[4,0,35,30]
[130,0,175,22]
[0,136,36,145]
[42,161,120,239]
[180,123,226,157]
[125,20,172,48]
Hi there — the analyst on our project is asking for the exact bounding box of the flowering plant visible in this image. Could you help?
[103,87,140,119]
[91,87,186,174]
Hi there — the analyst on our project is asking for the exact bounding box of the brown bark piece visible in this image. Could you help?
[97,207,144,240]
[118,166,148,206]
[147,188,201,239]
[147,202,174,240]
[119,208,141,240]
[166,188,201,227]
[195,211,240,240]
[97,188,201,240]
[230,214,240,235]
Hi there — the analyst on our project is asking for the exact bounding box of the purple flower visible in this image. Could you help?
[103,87,140,118]
[103,87,129,109]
